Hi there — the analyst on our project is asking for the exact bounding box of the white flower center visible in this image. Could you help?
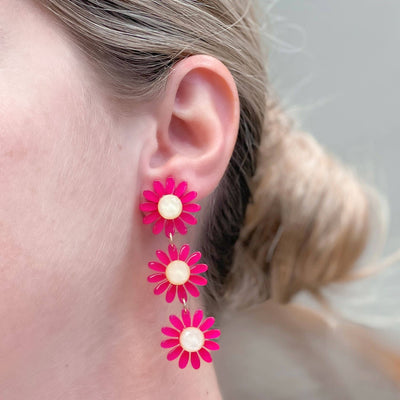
[180,327,205,352]
[165,260,190,285]
[158,194,183,220]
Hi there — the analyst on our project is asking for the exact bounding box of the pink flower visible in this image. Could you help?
[148,243,208,303]
[139,177,201,237]
[161,308,221,369]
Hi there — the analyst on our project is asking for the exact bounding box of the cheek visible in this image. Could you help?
[0,61,131,372]
[0,0,145,383]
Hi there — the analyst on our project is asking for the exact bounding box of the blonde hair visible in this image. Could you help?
[38,0,399,385]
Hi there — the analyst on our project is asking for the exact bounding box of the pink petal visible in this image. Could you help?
[140,202,158,212]
[180,191,197,203]
[156,250,170,265]
[190,263,208,274]
[148,262,166,272]
[143,212,159,224]
[167,346,183,361]
[199,316,215,332]
[174,218,188,235]
[184,281,200,297]
[181,309,191,327]
[153,180,165,197]
[143,190,159,202]
[165,285,177,303]
[180,212,197,225]
[162,327,180,337]
[177,285,188,303]
[152,218,165,234]
[204,329,221,339]
[165,220,175,237]
[198,348,213,363]
[169,314,184,331]
[203,340,220,351]
[191,351,201,369]
[187,251,202,266]
[154,281,169,295]
[179,350,189,369]
[173,181,187,197]
[179,244,190,260]
[161,338,179,348]
[147,273,166,282]
[168,243,178,260]
[183,203,201,212]
[165,177,175,194]
[189,275,207,286]
[192,310,204,327]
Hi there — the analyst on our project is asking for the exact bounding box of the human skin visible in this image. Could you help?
[0,1,239,399]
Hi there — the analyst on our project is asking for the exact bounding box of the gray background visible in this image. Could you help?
[267,0,400,254]
[215,1,400,399]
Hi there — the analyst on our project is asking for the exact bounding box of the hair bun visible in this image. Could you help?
[226,106,371,309]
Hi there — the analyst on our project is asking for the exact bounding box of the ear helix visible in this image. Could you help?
[139,176,221,369]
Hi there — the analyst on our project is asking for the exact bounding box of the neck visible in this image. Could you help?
[3,240,223,400]
[90,270,224,400]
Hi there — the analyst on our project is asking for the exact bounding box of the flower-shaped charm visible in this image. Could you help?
[139,177,201,237]
[148,243,208,303]
[161,308,220,369]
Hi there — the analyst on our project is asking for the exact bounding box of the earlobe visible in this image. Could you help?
[143,55,240,200]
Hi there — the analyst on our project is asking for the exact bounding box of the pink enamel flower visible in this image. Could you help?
[161,308,221,369]
[139,177,201,237]
[148,243,208,303]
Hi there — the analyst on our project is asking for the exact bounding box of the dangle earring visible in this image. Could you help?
[139,176,221,370]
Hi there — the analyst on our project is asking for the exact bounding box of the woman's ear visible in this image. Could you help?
[139,54,240,200]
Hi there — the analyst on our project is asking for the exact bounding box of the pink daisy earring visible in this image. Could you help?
[140,177,201,237]
[140,177,221,369]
